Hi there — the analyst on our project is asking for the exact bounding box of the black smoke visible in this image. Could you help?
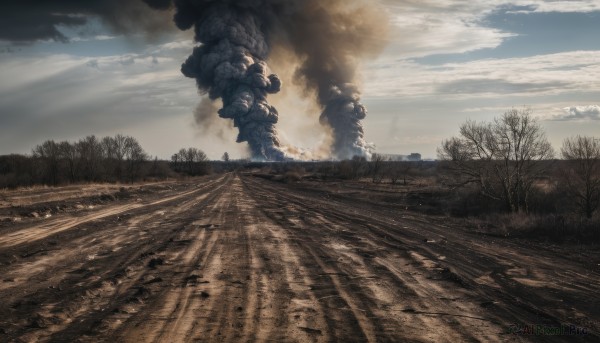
[169,0,388,160]
[174,2,286,161]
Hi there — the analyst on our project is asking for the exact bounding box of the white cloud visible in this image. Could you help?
[365,50,600,99]
[150,39,195,54]
[70,35,116,42]
[513,0,600,13]
[382,1,512,58]
[381,0,600,59]
[0,46,202,155]
[553,105,600,121]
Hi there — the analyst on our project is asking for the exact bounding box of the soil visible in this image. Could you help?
[0,173,598,342]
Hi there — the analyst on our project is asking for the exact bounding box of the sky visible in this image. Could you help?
[1,0,599,160]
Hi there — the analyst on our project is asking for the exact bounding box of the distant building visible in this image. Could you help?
[407,153,422,161]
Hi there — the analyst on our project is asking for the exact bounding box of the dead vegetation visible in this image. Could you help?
[244,156,599,243]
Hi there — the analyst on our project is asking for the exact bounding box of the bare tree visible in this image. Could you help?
[350,155,367,180]
[387,161,413,186]
[32,140,61,185]
[101,136,116,160]
[561,135,600,218]
[171,147,209,175]
[369,153,385,183]
[77,135,104,181]
[101,136,117,180]
[58,141,79,183]
[124,136,148,183]
[189,148,208,175]
[184,148,198,174]
[3,134,155,187]
[438,108,554,213]
[101,134,129,180]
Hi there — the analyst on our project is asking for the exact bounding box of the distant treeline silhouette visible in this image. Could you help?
[0,134,213,188]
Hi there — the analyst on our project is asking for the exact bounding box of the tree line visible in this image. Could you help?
[0,135,214,188]
[170,147,210,176]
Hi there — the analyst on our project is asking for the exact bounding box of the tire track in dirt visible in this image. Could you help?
[0,176,226,248]
[243,179,396,341]
[117,174,378,342]
[0,175,230,342]
[114,178,233,342]
[53,175,231,342]
[242,175,598,342]
[243,177,493,342]
[0,175,226,294]
[2,173,598,342]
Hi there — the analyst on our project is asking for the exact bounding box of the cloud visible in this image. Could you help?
[119,56,135,66]
[0,1,173,43]
[437,79,569,95]
[0,46,197,155]
[365,50,600,99]
[70,35,116,43]
[381,1,513,58]
[554,105,600,121]
[515,0,600,13]
[380,0,600,60]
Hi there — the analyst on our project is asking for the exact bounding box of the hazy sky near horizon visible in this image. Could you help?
[1,0,599,160]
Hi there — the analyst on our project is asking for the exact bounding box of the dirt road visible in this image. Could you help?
[0,173,598,342]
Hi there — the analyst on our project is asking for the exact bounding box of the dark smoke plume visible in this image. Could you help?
[169,0,388,160]
[176,2,285,160]
[320,84,369,159]
[274,1,388,159]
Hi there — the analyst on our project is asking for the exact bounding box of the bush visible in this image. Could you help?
[283,170,303,183]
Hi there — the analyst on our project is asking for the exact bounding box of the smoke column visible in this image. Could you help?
[173,2,284,161]
[274,1,388,160]
[168,0,387,161]
[320,84,370,160]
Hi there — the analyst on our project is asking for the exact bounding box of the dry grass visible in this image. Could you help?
[466,213,600,242]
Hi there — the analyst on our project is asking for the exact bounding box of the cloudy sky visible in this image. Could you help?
[1,0,599,160]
